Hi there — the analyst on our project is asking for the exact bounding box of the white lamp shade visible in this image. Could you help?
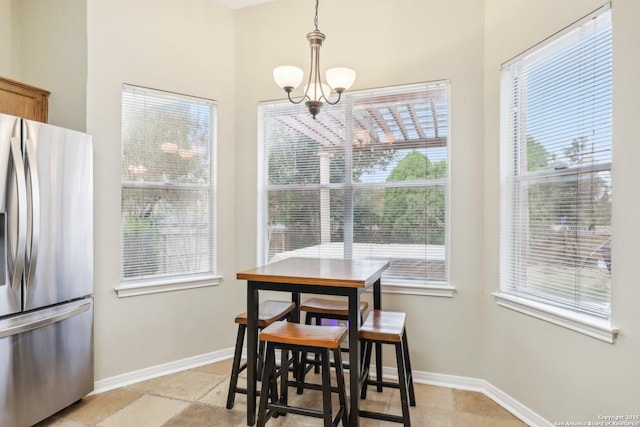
[304,83,332,101]
[273,66,304,90]
[326,67,356,91]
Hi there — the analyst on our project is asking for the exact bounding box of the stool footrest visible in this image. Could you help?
[365,379,401,389]
[300,357,351,371]
[269,402,318,418]
[359,409,405,424]
[288,380,343,394]
[233,387,266,397]
[267,402,345,427]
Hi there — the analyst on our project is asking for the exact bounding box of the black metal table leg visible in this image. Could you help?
[291,291,300,323]
[348,288,361,427]
[373,278,381,310]
[247,283,259,426]
[372,278,383,392]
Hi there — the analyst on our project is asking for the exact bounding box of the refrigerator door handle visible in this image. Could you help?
[7,135,27,295]
[24,135,39,289]
[0,299,91,339]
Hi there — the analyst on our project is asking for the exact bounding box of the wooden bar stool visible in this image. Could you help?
[257,321,349,427]
[359,310,416,427]
[298,297,368,382]
[301,297,369,322]
[226,300,296,410]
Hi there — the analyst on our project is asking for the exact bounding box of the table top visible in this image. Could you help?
[237,257,390,289]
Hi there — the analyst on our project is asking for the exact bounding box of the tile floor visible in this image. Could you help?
[35,358,528,427]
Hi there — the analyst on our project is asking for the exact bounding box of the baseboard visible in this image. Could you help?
[92,348,552,427]
[92,347,234,395]
[388,367,553,427]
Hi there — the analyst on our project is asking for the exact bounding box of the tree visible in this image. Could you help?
[563,136,587,166]
[266,122,398,249]
[526,135,551,172]
[524,135,611,267]
[122,102,210,186]
[122,101,211,220]
[121,99,213,278]
[380,150,446,245]
[266,123,325,251]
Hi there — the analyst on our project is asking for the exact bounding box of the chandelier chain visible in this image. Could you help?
[314,0,319,31]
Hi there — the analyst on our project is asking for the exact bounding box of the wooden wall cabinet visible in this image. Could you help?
[0,76,50,122]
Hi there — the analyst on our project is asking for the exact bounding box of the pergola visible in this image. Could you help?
[269,83,449,154]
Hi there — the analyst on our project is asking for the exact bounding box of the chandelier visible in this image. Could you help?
[272,0,356,119]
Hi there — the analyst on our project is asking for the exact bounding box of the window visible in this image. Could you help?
[258,82,451,295]
[118,84,218,296]
[499,6,614,339]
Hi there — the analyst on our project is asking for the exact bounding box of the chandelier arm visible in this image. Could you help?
[314,42,332,103]
[323,90,343,106]
[286,90,308,105]
[302,43,316,101]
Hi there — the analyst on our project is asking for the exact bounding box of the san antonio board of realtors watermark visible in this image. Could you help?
[554,415,640,426]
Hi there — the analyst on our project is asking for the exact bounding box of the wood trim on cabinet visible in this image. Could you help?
[0,76,50,122]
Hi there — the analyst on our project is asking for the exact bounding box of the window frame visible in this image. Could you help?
[258,81,453,297]
[116,84,221,298]
[496,5,617,342]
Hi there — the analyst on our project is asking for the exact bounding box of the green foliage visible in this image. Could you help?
[122,217,161,278]
[523,136,611,267]
[268,132,321,185]
[121,94,214,279]
[122,217,156,232]
[267,124,398,186]
[122,102,210,185]
[266,123,398,244]
[380,150,446,245]
[563,136,587,166]
[526,136,550,171]
[351,145,397,180]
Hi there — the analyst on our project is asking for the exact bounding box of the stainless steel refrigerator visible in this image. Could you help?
[0,112,94,427]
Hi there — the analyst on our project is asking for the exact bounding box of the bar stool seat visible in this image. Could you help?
[359,310,416,427]
[226,300,296,410]
[257,321,349,427]
[298,297,368,382]
[300,297,369,318]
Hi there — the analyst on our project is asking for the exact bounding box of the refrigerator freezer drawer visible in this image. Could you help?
[0,298,94,427]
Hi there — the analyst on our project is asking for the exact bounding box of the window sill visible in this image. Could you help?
[115,274,222,298]
[493,292,618,343]
[377,281,455,297]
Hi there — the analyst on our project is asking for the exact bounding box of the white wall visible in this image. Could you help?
[483,0,640,422]
[20,0,87,130]
[0,0,20,78]
[86,0,238,380]
[1,0,87,131]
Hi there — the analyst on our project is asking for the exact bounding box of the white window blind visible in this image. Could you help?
[121,84,216,282]
[500,6,612,318]
[258,82,449,288]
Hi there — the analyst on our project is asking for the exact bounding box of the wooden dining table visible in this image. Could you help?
[236,257,390,427]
